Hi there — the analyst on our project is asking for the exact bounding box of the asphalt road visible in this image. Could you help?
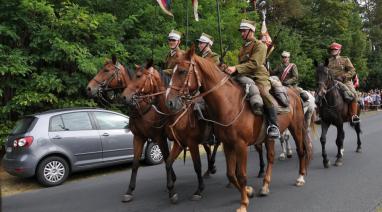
[2,111,382,212]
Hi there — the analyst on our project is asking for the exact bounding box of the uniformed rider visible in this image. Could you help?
[163,30,185,76]
[226,19,280,138]
[197,33,220,65]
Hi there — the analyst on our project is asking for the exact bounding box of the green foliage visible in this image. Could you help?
[0,0,380,143]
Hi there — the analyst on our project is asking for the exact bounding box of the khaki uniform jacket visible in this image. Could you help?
[163,47,185,75]
[235,37,270,87]
[270,63,298,86]
[328,56,356,82]
[202,50,220,65]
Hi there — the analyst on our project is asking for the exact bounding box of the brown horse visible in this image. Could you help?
[315,60,362,168]
[87,56,128,102]
[86,57,175,202]
[165,46,310,212]
[121,60,219,202]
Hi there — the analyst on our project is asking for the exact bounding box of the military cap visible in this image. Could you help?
[329,42,342,50]
[197,33,214,46]
[281,51,290,57]
[239,19,256,32]
[168,29,182,41]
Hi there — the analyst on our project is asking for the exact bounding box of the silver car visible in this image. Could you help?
[2,108,164,187]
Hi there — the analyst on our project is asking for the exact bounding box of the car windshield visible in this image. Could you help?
[11,117,36,135]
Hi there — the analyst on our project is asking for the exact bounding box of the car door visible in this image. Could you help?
[48,112,103,167]
[92,112,134,162]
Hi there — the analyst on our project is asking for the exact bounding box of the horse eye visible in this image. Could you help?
[104,69,109,73]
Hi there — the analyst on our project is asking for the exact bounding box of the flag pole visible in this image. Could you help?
[216,0,223,60]
[151,4,158,61]
[186,0,189,47]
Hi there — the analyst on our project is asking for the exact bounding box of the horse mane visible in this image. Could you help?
[192,55,225,83]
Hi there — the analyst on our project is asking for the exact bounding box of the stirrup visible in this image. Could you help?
[267,125,280,139]
[351,115,360,124]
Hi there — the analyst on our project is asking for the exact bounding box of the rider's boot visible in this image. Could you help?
[349,99,360,123]
[265,107,281,139]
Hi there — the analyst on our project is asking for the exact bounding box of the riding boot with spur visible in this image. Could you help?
[265,107,281,139]
[349,100,360,123]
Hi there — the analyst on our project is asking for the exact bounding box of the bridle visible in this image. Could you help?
[91,62,127,104]
[316,65,339,108]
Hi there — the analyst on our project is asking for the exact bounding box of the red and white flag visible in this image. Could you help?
[192,0,199,21]
[261,20,272,47]
[156,0,173,17]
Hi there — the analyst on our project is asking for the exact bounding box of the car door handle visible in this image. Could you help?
[52,135,62,139]
[102,133,110,136]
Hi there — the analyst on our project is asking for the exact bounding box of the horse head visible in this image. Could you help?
[87,55,129,98]
[165,45,202,112]
[121,60,164,107]
[314,59,333,99]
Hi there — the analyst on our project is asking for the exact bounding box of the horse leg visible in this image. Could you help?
[209,140,220,174]
[255,144,265,178]
[189,142,205,201]
[223,144,241,190]
[202,144,212,178]
[260,138,275,196]
[335,124,345,166]
[166,142,183,204]
[289,126,307,187]
[355,122,362,153]
[236,141,252,212]
[157,136,176,183]
[278,134,287,161]
[285,131,293,158]
[320,121,330,168]
[122,136,145,202]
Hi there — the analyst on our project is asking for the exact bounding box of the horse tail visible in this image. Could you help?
[183,148,187,164]
[309,110,318,138]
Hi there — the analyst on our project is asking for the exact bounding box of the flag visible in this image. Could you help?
[192,0,199,21]
[261,20,272,47]
[354,74,359,89]
[157,0,173,17]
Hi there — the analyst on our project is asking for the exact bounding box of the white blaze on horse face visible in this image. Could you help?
[166,65,178,99]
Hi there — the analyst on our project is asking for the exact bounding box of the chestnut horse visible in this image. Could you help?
[121,61,219,202]
[166,46,310,212]
[86,58,174,202]
[87,56,128,103]
[315,61,362,168]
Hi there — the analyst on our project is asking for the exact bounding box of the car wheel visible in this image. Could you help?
[36,156,69,187]
[145,142,164,165]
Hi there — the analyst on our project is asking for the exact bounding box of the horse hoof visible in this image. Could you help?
[335,159,343,167]
[278,154,286,161]
[191,194,202,201]
[295,180,305,187]
[122,194,133,202]
[257,172,264,178]
[246,186,254,198]
[356,148,362,153]
[259,187,270,196]
[170,193,178,204]
[323,160,330,168]
[210,167,217,174]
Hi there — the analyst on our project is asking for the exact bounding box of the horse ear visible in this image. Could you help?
[145,59,154,69]
[112,54,117,65]
[134,64,140,70]
[185,43,196,60]
[324,58,329,67]
[313,60,318,67]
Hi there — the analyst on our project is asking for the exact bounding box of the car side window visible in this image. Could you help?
[94,112,129,130]
[50,112,93,131]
